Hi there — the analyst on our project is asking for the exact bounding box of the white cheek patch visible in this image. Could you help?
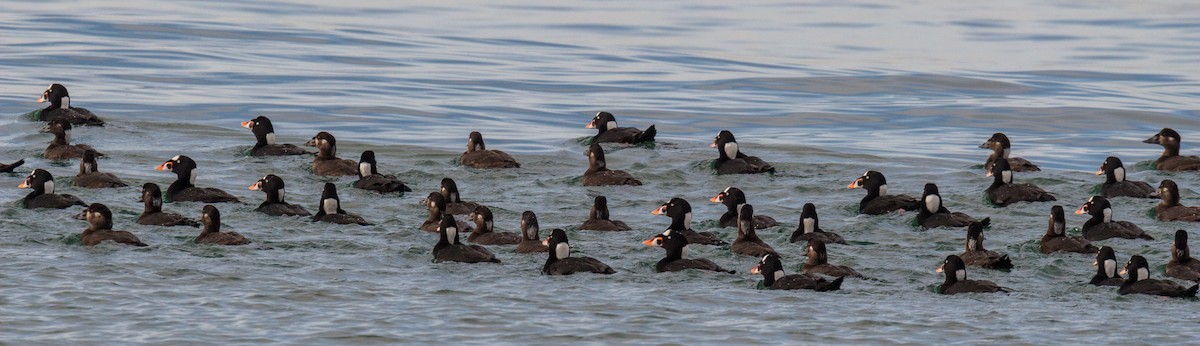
[1113,167,1125,182]
[1001,171,1013,184]
[1102,208,1112,223]
[1137,268,1149,281]
[802,218,815,234]
[956,269,966,281]
[605,121,617,131]
[924,194,941,213]
[322,198,338,214]
[878,184,888,196]
[359,163,371,177]
[773,270,785,281]
[1104,259,1116,277]
[61,96,70,108]
[683,212,692,227]
[723,142,739,159]
[555,243,570,259]
[44,180,55,194]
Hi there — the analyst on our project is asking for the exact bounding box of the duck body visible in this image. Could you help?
[137,183,199,227]
[980,133,1039,172]
[19,169,85,209]
[579,196,631,231]
[1144,128,1200,171]
[587,112,655,145]
[36,84,104,126]
[848,171,918,214]
[789,203,846,244]
[712,130,774,175]
[644,229,734,274]
[1077,196,1153,241]
[651,198,726,245]
[80,203,146,246]
[753,254,841,291]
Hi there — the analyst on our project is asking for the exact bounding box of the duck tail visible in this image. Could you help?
[633,125,657,143]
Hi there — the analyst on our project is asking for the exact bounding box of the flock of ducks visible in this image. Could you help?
[9,84,1200,296]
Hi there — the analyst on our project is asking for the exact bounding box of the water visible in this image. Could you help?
[2,0,1199,343]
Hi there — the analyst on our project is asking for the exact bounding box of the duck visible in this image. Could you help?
[1075,196,1152,241]
[195,205,251,245]
[959,222,1012,269]
[1118,255,1198,297]
[241,116,310,156]
[466,206,520,245]
[517,211,549,253]
[642,229,734,273]
[460,131,520,168]
[847,171,919,215]
[936,255,1008,295]
[353,151,411,194]
[305,132,358,176]
[311,183,370,225]
[788,203,847,244]
[1039,205,1098,254]
[1090,246,1124,286]
[1166,230,1200,282]
[711,187,777,228]
[73,149,126,188]
[0,159,25,173]
[419,192,471,233]
[985,159,1055,207]
[432,215,500,263]
[803,239,863,278]
[1096,156,1154,198]
[916,183,989,229]
[18,169,85,209]
[651,197,726,245]
[154,155,240,203]
[249,174,311,216]
[439,178,481,215]
[752,253,842,291]
[1152,180,1200,221]
[579,195,631,231]
[731,204,777,257]
[1143,128,1200,171]
[35,84,104,126]
[137,183,199,227]
[80,203,146,246]
[542,229,615,275]
[582,143,641,186]
[979,132,1040,172]
[42,119,103,160]
[586,111,655,145]
[711,130,774,175]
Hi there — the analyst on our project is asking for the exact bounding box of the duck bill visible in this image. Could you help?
[541,237,550,246]
[709,194,723,203]
[154,162,170,171]
[1074,206,1087,215]
[585,120,595,129]
[641,237,659,246]
[650,206,666,215]
[1094,169,1104,175]
[985,171,993,177]
[36,95,47,103]
[240,120,253,129]
[17,179,29,188]
[935,264,944,273]
[977,141,990,148]
[847,178,862,189]
[709,142,717,148]
[750,264,761,274]
[249,182,261,190]
[1119,268,1128,275]
[1142,136,1158,144]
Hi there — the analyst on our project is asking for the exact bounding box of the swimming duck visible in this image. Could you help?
[35,84,104,126]
[1039,205,1098,254]
[711,187,777,229]
[18,169,85,209]
[516,211,549,253]
[1090,246,1123,286]
[1166,230,1200,282]
[81,203,146,246]
[0,159,25,173]
[137,183,199,227]
[847,171,919,214]
[1119,255,1198,297]
[916,183,989,229]
[432,215,500,264]
[959,222,1012,269]
[241,116,310,156]
[936,255,1008,295]
[711,130,774,175]
[72,150,126,188]
[788,203,847,244]
[1152,180,1200,221]
[439,178,481,215]
[1143,128,1200,171]
[731,205,777,257]
[586,111,656,145]
[155,155,239,203]
[542,229,615,275]
[250,174,311,216]
[752,253,842,291]
[461,131,520,168]
[642,229,734,273]
[419,192,471,233]
[311,183,370,225]
[1075,196,1152,241]
[979,132,1040,172]
[466,206,520,245]
[579,195,631,231]
[353,151,411,194]
[305,132,358,176]
[985,159,1055,207]
[582,143,641,186]
[195,205,250,245]
[651,197,726,245]
[803,239,863,278]
[1096,156,1154,198]
[42,119,103,160]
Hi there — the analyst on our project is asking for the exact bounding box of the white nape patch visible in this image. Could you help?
[773,270,786,281]
[60,96,70,108]
[1104,259,1116,278]
[1001,171,1012,184]
[265,132,276,145]
[878,184,888,196]
[683,212,692,227]
[723,142,739,159]
[446,227,458,242]
[278,188,286,202]
[44,180,55,194]
[1053,222,1065,235]
[485,221,493,232]
[1137,267,1149,281]
[555,243,570,259]
[802,218,815,234]
[955,269,966,281]
[604,121,617,131]
[359,163,371,178]
[924,194,941,213]
[188,170,197,185]
[322,198,338,214]
[681,244,690,259]
[1001,148,1010,158]
[171,155,181,161]
[1102,208,1112,223]
[1113,167,1125,182]
[968,239,977,251]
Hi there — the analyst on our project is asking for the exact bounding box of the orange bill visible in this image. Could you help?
[249,181,262,190]
[18,179,29,188]
[709,142,716,148]
[847,178,862,189]
[1119,268,1128,276]
[642,236,660,246]
[750,264,761,274]
[709,193,723,203]
[241,120,253,129]
[1094,169,1104,175]
[650,205,666,215]
[541,237,550,246]
[935,264,944,273]
[585,120,595,129]
[36,96,47,103]
[985,171,993,177]
[154,162,170,171]
[1074,206,1087,215]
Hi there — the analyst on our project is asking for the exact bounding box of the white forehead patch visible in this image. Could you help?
[723,186,733,193]
[662,229,672,237]
[1104,259,1116,277]
[555,242,570,259]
